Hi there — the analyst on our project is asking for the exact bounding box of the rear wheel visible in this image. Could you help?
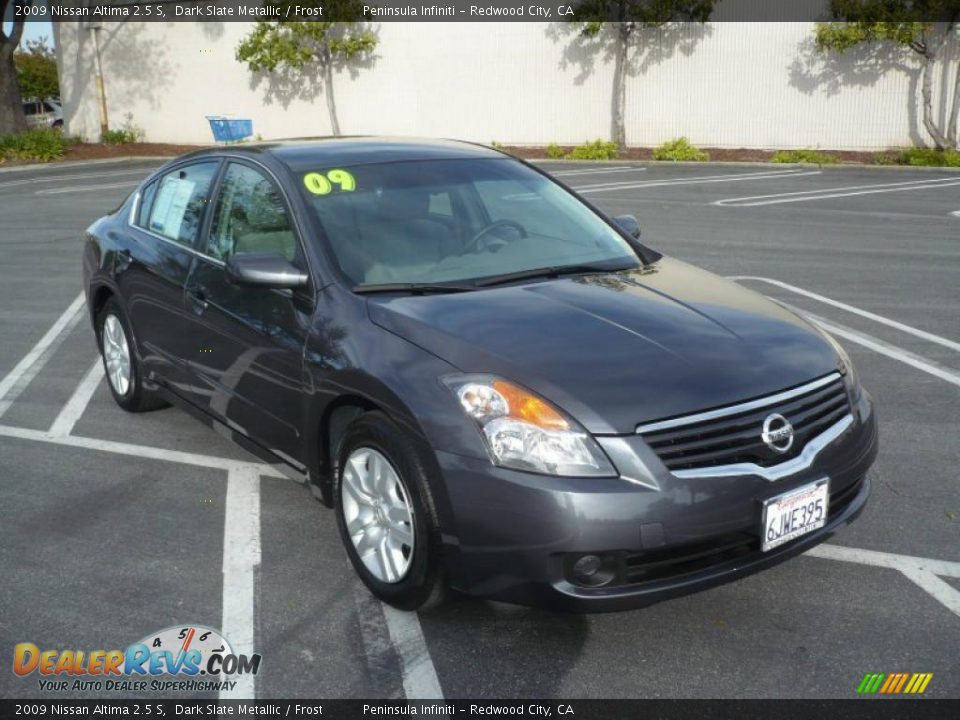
[334,412,447,610]
[98,298,168,412]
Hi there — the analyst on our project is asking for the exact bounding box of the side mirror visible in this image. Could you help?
[225,253,309,290]
[613,214,641,239]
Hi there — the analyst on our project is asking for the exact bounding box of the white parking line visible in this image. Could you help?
[0,423,286,477]
[382,604,445,701]
[715,176,960,207]
[219,466,261,700]
[951,210,960,218]
[48,357,104,437]
[0,292,86,418]
[0,169,149,190]
[36,181,139,196]
[730,277,960,353]
[551,166,645,177]
[806,544,960,617]
[787,306,960,389]
[573,169,821,194]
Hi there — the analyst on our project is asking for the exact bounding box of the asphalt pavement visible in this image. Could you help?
[0,157,957,701]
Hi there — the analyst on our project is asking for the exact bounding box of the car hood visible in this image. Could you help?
[367,258,841,435]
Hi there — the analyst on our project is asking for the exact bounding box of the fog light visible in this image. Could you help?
[572,555,601,579]
[568,553,617,588]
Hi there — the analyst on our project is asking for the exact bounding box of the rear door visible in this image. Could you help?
[120,160,220,390]
[182,160,314,466]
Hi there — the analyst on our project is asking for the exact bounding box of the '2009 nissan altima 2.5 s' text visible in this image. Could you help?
[82,138,878,611]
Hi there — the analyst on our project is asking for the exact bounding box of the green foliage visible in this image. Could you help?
[895,146,960,166]
[100,114,144,145]
[14,37,59,100]
[565,139,620,160]
[236,1,377,72]
[546,143,566,159]
[653,137,709,162]
[771,149,840,164]
[0,127,70,163]
[573,0,719,33]
[815,1,960,53]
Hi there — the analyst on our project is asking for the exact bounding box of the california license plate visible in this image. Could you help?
[761,479,830,552]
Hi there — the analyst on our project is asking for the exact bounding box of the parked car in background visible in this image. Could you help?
[81,138,878,612]
[23,98,63,129]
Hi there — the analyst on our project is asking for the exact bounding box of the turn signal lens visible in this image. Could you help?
[446,376,615,478]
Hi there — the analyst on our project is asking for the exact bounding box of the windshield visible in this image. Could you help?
[295,158,639,287]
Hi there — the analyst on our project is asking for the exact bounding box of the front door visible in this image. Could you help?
[183,160,314,467]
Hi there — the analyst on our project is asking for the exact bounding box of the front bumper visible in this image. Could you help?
[435,390,878,612]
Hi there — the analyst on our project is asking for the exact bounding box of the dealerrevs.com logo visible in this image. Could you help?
[13,625,261,693]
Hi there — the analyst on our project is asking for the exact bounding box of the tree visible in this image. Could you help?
[569,0,719,146]
[236,0,377,136]
[815,1,960,149]
[0,0,30,134]
[15,37,59,101]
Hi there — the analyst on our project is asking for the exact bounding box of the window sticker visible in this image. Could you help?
[150,176,196,240]
[304,169,356,195]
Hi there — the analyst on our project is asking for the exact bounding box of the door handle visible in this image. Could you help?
[187,286,209,315]
[115,249,133,273]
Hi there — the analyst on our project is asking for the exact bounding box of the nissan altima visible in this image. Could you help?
[82,138,878,611]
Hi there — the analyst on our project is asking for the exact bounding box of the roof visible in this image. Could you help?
[216,136,505,169]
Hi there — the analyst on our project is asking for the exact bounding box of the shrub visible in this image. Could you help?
[565,139,619,160]
[896,147,960,167]
[652,137,709,162]
[0,127,70,163]
[545,143,565,159]
[771,149,839,165]
[101,113,144,145]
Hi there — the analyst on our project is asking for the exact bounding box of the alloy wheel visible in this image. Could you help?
[102,314,132,397]
[341,447,416,583]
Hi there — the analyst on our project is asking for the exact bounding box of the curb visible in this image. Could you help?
[528,158,960,172]
[0,156,175,174]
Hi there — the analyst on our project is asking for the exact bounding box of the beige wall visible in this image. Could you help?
[54,20,959,150]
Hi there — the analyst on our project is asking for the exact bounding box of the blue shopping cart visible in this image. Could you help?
[206,116,253,143]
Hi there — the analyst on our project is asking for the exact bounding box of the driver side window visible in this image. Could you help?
[207,163,297,263]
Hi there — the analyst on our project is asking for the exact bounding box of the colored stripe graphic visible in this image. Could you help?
[857,672,932,694]
[857,673,885,694]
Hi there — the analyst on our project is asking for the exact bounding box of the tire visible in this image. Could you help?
[97,298,168,412]
[334,412,447,611]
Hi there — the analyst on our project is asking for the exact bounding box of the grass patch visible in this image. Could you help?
[545,143,565,159]
[0,127,72,163]
[565,139,619,161]
[895,147,960,167]
[771,149,840,165]
[653,137,709,162]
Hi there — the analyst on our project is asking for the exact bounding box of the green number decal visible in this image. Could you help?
[303,169,356,195]
[327,169,356,191]
[304,172,332,195]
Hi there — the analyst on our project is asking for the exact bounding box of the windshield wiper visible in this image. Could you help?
[473,262,638,288]
[352,282,476,295]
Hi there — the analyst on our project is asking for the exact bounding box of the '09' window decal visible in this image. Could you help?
[303,169,357,195]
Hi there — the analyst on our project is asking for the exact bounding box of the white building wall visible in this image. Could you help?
[54,20,958,151]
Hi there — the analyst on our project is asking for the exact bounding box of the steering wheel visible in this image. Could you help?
[465,220,527,254]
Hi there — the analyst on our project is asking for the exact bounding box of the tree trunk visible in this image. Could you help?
[0,37,27,135]
[946,59,960,148]
[322,47,341,136]
[920,53,950,149]
[611,24,629,147]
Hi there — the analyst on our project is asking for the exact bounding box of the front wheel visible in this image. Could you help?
[334,412,447,610]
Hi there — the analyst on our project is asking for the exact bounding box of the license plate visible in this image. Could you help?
[761,479,830,552]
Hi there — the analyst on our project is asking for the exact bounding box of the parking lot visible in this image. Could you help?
[0,157,957,701]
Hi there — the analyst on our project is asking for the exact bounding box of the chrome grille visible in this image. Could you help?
[637,373,850,472]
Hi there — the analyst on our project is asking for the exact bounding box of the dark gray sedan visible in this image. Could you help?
[82,138,878,611]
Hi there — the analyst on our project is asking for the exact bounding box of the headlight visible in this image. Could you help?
[822,330,861,402]
[444,376,616,477]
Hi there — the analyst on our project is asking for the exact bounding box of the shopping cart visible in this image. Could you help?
[206,116,253,144]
